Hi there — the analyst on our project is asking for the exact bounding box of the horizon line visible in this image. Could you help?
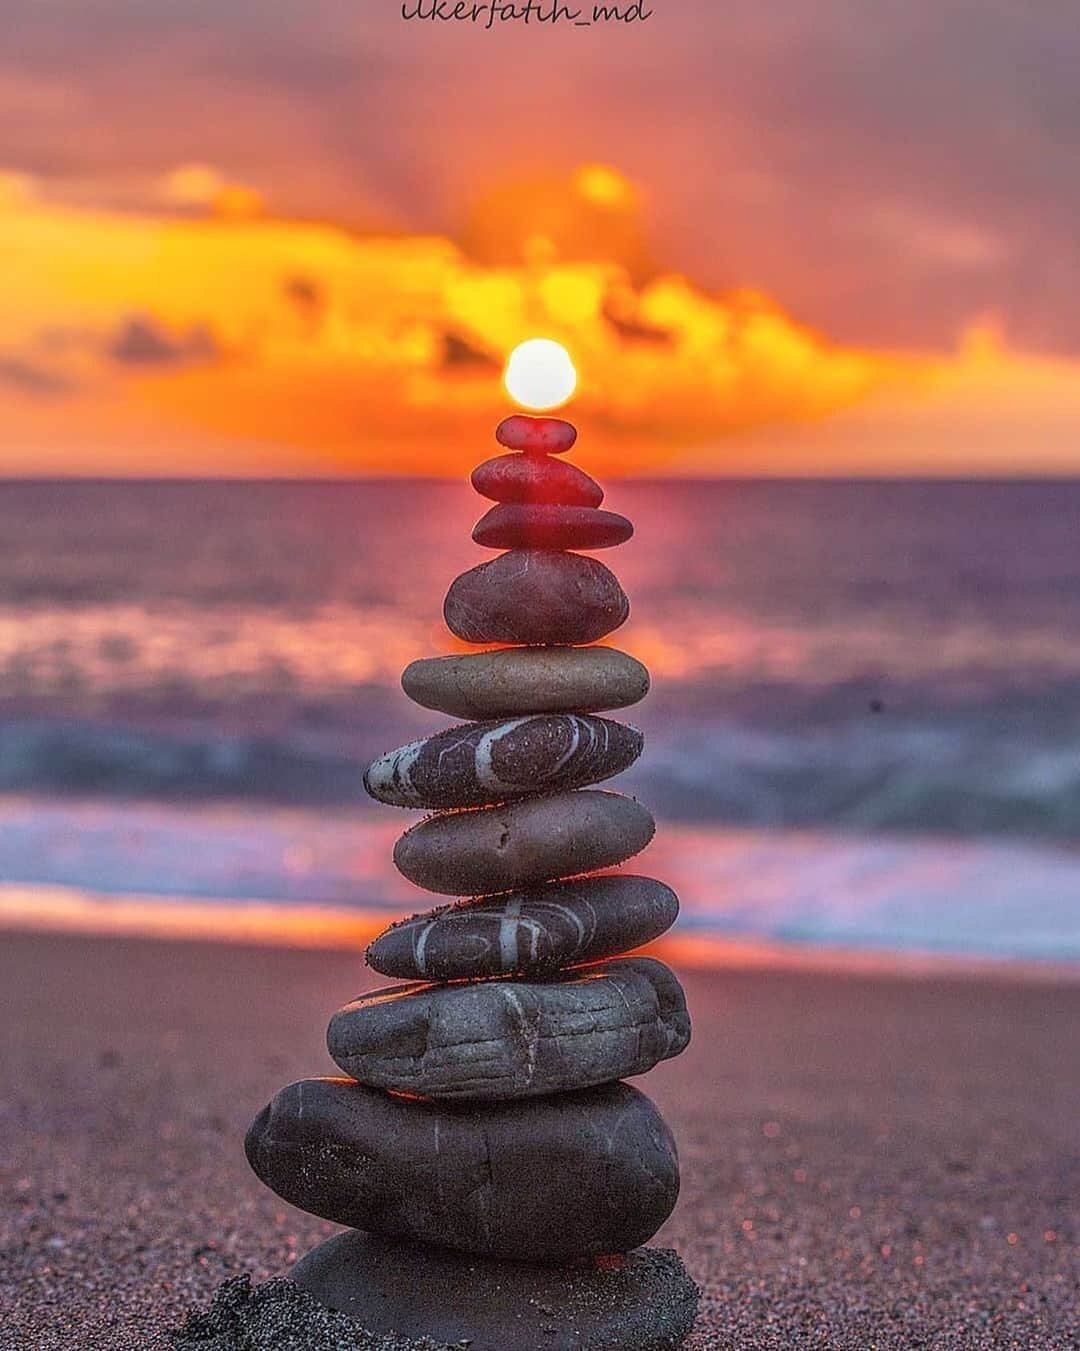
[5,472,1080,485]
[6,472,1080,489]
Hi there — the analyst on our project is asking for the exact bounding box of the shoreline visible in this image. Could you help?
[2,880,1080,986]
[2,928,1076,1348]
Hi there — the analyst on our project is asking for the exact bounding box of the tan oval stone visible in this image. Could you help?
[401,646,650,719]
[393,789,655,896]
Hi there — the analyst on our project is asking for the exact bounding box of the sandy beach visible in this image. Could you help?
[1,930,1076,1349]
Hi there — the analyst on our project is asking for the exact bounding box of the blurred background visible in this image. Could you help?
[2,0,1079,966]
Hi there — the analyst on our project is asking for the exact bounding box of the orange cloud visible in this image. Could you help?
[0,163,1077,477]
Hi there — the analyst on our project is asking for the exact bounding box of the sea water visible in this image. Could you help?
[1,477,1078,963]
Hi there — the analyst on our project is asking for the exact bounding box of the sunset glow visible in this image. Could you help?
[503,338,577,410]
[0,0,1078,477]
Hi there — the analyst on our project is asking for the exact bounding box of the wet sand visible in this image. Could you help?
[1,931,1077,1349]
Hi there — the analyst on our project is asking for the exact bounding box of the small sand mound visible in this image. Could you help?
[172,1274,466,1351]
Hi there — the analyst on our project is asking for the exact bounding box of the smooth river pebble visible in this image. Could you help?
[393,789,655,896]
[401,646,649,719]
[444,550,629,646]
[245,1077,679,1263]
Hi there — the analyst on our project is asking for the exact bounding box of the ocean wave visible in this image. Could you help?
[4,713,1080,840]
[628,718,1080,837]
[0,798,1076,961]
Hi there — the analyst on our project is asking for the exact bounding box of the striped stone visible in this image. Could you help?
[363,714,642,810]
[367,875,679,981]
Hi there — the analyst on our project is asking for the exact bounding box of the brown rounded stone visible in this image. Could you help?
[392,789,655,896]
[401,646,650,720]
[364,713,643,809]
[444,550,629,646]
[328,956,690,1100]
[367,874,679,981]
[473,504,633,551]
[290,1233,701,1351]
[496,414,577,454]
[245,1077,680,1263]
[471,453,604,508]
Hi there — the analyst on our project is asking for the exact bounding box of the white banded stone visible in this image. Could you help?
[367,874,679,980]
[364,714,643,809]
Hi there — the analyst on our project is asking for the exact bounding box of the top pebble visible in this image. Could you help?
[496,415,577,455]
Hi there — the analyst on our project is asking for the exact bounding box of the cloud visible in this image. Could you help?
[0,159,1078,477]
[441,332,500,370]
[1,0,1078,352]
[0,355,70,396]
[108,315,218,367]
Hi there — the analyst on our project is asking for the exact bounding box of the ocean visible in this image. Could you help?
[2,477,1079,965]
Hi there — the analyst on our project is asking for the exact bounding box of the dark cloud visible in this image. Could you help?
[441,332,500,370]
[108,316,218,366]
[0,356,71,397]
[282,275,325,315]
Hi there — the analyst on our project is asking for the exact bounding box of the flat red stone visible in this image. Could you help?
[496,415,577,455]
[473,503,633,551]
[471,454,603,507]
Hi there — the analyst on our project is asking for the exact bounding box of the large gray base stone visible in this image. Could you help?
[291,1231,699,1351]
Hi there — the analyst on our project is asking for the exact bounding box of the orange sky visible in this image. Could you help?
[1,0,1079,476]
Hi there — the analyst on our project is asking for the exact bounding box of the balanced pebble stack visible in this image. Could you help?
[245,413,698,1350]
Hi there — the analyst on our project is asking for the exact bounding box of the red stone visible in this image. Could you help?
[471,454,603,508]
[496,415,577,455]
[473,503,633,551]
[444,550,629,645]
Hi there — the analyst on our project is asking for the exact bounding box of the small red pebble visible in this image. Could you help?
[496,414,577,455]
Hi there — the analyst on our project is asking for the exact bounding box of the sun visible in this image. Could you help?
[503,338,578,411]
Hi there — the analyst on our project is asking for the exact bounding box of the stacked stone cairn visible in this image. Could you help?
[245,413,699,1350]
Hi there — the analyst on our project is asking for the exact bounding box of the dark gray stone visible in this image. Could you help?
[400,646,648,721]
[473,504,633,551]
[471,453,603,507]
[328,956,690,1100]
[291,1234,700,1351]
[495,414,577,454]
[367,874,679,981]
[245,1078,680,1263]
[364,714,643,809]
[392,789,655,896]
[444,550,629,646]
